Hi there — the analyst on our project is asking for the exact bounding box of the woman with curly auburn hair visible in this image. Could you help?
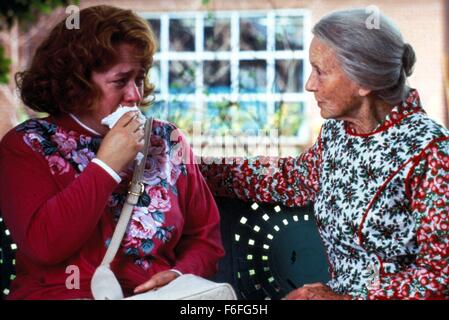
[0,5,224,299]
[16,4,156,117]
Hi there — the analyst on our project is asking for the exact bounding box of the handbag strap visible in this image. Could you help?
[100,117,153,266]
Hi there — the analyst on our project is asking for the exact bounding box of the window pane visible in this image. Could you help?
[275,59,303,93]
[275,16,304,50]
[169,18,195,51]
[147,19,161,51]
[168,101,191,118]
[204,101,234,132]
[169,61,196,94]
[239,60,266,93]
[149,61,160,94]
[237,102,268,131]
[167,101,196,133]
[145,101,166,119]
[204,60,231,94]
[204,17,231,51]
[240,17,267,51]
[274,102,304,136]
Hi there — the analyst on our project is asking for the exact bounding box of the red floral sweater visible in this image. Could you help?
[0,114,224,300]
[200,90,449,299]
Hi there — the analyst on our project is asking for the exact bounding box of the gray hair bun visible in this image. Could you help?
[402,43,416,77]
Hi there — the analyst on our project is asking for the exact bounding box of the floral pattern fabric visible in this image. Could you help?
[200,90,449,299]
[17,118,186,270]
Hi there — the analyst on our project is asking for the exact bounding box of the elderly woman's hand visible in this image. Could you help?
[133,270,180,294]
[284,283,352,300]
[96,111,144,173]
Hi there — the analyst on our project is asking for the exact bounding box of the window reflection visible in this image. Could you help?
[149,61,160,94]
[240,17,267,51]
[204,101,234,132]
[204,60,231,94]
[169,61,196,93]
[167,101,196,129]
[238,102,268,131]
[274,102,304,136]
[204,17,231,51]
[169,18,195,51]
[275,60,303,93]
[147,19,161,51]
[168,101,192,118]
[275,16,304,50]
[240,60,266,93]
[146,100,166,119]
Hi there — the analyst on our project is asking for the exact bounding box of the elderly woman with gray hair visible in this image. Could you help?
[200,9,449,299]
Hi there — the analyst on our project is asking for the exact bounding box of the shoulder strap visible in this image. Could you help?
[100,117,153,266]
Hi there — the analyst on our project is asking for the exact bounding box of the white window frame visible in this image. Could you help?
[140,9,312,148]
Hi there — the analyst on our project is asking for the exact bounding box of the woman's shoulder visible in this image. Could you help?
[0,117,55,153]
[406,111,449,138]
[150,118,188,143]
[151,118,186,131]
[1,117,51,142]
[151,118,177,130]
[149,118,193,166]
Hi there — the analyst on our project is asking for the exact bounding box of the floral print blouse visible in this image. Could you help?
[0,114,224,299]
[200,89,449,299]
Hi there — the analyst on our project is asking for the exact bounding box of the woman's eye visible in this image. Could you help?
[136,78,144,86]
[113,79,127,86]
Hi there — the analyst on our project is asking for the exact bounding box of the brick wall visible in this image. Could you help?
[80,0,446,143]
[2,0,442,147]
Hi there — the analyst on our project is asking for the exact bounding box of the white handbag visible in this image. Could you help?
[124,274,237,300]
[91,118,237,300]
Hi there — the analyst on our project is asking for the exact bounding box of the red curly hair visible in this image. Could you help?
[16,5,157,116]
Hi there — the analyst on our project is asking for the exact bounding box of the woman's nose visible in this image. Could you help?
[305,73,317,92]
[123,82,142,104]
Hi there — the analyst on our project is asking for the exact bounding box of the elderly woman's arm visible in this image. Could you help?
[358,139,449,300]
[199,134,323,207]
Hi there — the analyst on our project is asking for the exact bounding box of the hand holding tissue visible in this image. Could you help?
[101,105,147,165]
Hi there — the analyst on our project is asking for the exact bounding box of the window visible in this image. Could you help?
[142,10,311,156]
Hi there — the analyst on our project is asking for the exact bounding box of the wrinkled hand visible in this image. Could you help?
[134,270,180,294]
[97,111,144,173]
[284,283,352,300]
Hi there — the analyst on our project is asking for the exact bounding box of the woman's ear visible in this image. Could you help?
[358,87,371,97]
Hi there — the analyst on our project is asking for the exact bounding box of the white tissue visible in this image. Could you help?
[101,105,147,165]
[101,105,146,129]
